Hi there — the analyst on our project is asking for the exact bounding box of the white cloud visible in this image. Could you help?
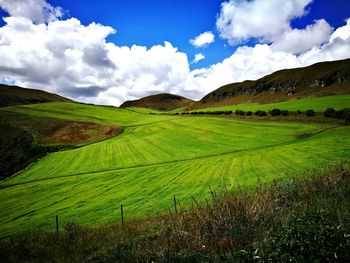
[216,0,312,44]
[0,16,193,105]
[190,31,215,47]
[0,0,63,23]
[192,53,205,64]
[185,19,350,97]
[271,19,333,53]
[0,1,349,106]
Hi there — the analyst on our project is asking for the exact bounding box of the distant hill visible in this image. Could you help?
[0,84,73,107]
[120,93,194,111]
[195,59,350,109]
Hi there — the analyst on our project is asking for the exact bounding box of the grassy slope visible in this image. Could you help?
[1,99,350,237]
[0,84,72,107]
[120,93,194,111]
[197,59,350,107]
[2,102,173,126]
[190,94,350,112]
[0,108,124,179]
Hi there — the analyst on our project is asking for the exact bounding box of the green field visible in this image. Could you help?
[193,94,350,112]
[1,97,350,238]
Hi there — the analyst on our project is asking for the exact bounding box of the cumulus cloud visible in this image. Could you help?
[0,16,193,105]
[0,0,63,23]
[192,53,205,64]
[190,31,215,47]
[0,1,349,106]
[271,19,333,53]
[185,19,350,96]
[216,0,312,44]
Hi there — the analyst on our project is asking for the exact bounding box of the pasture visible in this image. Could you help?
[1,97,350,238]
[193,94,350,112]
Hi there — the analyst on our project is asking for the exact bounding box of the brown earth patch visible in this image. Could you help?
[44,122,123,145]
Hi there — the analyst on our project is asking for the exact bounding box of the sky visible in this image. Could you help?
[0,0,349,106]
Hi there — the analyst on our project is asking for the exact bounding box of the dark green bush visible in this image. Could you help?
[235,110,245,116]
[255,110,267,116]
[305,109,316,117]
[270,108,281,116]
[246,111,252,116]
[281,110,289,116]
[324,108,335,118]
[334,108,350,120]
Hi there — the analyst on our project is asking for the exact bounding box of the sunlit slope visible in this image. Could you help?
[1,124,349,237]
[2,102,173,126]
[5,118,323,184]
[193,94,350,112]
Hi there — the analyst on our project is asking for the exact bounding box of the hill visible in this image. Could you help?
[120,93,194,111]
[0,84,72,107]
[195,59,350,109]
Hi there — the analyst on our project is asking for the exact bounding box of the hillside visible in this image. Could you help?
[0,84,72,107]
[1,99,350,239]
[0,105,123,180]
[120,93,194,111]
[195,59,350,109]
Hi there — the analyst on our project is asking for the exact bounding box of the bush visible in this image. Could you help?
[270,109,282,116]
[235,110,245,116]
[334,108,350,120]
[305,109,316,117]
[255,110,267,116]
[265,212,350,262]
[246,111,252,116]
[281,110,289,116]
[297,110,302,114]
[324,108,335,118]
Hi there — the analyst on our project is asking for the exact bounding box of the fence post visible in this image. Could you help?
[173,194,177,213]
[121,204,124,224]
[56,214,59,233]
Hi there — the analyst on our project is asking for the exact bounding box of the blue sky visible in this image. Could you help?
[0,0,349,105]
[49,0,350,68]
[1,0,348,70]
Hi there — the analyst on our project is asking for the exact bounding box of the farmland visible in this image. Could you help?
[0,98,350,238]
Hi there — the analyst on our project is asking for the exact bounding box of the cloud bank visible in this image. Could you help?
[0,0,349,106]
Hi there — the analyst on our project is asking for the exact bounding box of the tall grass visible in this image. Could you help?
[1,164,349,262]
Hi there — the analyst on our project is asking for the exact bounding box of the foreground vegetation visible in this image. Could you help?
[1,165,349,262]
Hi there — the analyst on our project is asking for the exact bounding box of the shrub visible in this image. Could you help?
[270,109,281,116]
[235,110,245,116]
[297,110,302,114]
[281,110,289,116]
[246,111,252,116]
[334,108,350,120]
[305,109,316,117]
[255,110,267,116]
[324,108,335,118]
[265,212,350,262]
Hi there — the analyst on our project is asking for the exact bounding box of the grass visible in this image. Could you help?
[193,94,350,112]
[1,164,349,262]
[1,102,173,126]
[0,96,349,239]
[1,99,350,238]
